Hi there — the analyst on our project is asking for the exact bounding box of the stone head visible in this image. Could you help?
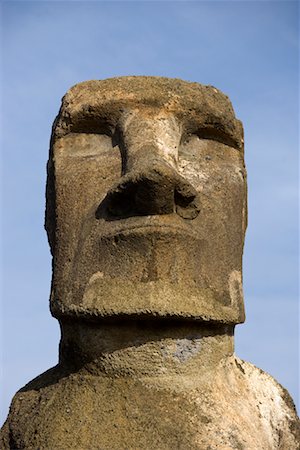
[46,76,247,324]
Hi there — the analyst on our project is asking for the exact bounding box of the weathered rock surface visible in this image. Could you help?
[46,76,247,325]
[1,324,299,449]
[1,77,299,449]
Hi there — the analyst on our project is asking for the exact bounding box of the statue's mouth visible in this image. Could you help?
[103,224,198,239]
[97,214,199,240]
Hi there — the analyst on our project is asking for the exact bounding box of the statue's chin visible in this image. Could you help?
[51,272,245,325]
[51,230,245,324]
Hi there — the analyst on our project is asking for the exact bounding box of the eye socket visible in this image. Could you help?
[178,134,241,168]
[195,127,240,149]
[70,118,115,137]
[181,127,241,150]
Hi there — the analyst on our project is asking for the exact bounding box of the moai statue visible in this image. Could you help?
[1,77,299,449]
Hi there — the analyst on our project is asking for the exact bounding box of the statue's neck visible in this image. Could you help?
[59,319,235,377]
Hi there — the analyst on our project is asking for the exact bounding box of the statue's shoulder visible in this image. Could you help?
[232,356,298,413]
[0,365,64,449]
[229,356,300,449]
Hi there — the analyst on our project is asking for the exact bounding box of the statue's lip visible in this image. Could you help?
[98,215,199,239]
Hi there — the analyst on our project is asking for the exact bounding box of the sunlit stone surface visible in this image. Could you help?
[1,77,299,449]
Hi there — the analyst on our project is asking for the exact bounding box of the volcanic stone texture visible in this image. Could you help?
[1,323,299,449]
[1,77,299,449]
[46,76,247,324]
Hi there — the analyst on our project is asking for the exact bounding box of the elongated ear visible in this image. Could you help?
[44,113,60,256]
[45,157,55,256]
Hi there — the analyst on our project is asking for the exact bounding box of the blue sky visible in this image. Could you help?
[1,0,299,424]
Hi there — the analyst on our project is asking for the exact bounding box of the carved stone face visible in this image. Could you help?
[46,77,247,324]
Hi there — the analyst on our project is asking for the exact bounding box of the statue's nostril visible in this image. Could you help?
[134,178,175,215]
[175,198,200,219]
[175,183,201,220]
[105,181,136,217]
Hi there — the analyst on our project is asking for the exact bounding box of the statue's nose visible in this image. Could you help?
[105,155,200,220]
[100,113,200,220]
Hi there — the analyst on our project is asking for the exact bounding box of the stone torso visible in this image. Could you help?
[1,356,299,449]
